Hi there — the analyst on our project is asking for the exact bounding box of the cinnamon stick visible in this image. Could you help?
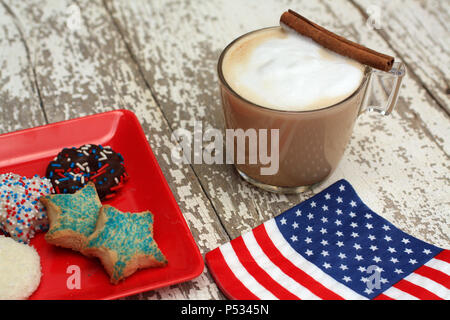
[280,9,394,71]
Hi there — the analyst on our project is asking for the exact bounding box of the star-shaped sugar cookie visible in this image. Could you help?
[40,182,101,252]
[82,205,167,284]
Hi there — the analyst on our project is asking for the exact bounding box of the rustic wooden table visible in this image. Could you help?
[0,0,448,300]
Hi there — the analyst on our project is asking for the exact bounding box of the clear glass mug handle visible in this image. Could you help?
[360,61,406,116]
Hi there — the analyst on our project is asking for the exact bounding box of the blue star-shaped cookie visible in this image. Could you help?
[40,182,101,252]
[82,205,167,284]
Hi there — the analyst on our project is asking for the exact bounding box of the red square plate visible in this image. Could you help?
[0,109,204,299]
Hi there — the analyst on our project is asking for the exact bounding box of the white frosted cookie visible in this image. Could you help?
[0,235,42,299]
[0,173,54,243]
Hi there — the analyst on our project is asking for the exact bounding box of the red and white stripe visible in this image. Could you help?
[206,219,366,300]
[206,219,449,300]
[375,250,450,300]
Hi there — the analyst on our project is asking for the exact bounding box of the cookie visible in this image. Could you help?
[82,205,167,284]
[0,235,42,300]
[46,144,128,200]
[0,173,54,243]
[40,182,101,252]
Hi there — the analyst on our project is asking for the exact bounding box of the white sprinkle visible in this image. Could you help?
[98,152,107,161]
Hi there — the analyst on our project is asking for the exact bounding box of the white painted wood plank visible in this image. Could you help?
[105,0,314,239]
[107,0,449,249]
[309,0,450,155]
[318,0,450,248]
[2,0,227,299]
[0,1,46,134]
[2,0,449,300]
[353,0,450,114]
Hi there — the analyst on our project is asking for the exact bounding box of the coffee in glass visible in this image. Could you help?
[218,26,405,193]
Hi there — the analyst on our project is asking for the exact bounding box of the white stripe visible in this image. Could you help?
[425,258,450,274]
[219,242,277,300]
[264,219,367,300]
[405,272,449,299]
[382,286,419,300]
[241,231,320,300]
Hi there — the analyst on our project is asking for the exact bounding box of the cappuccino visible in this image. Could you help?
[218,25,404,192]
[218,26,370,191]
[222,27,364,111]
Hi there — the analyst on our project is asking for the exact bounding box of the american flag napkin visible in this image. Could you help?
[205,180,449,300]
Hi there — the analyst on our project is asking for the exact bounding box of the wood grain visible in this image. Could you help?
[317,0,450,247]
[1,0,228,299]
[0,0,448,300]
[0,1,46,134]
[106,0,449,250]
[313,0,450,155]
[352,0,450,114]
[104,0,314,242]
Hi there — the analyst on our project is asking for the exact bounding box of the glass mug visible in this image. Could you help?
[218,26,406,193]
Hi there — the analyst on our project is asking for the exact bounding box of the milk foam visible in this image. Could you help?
[222,28,365,111]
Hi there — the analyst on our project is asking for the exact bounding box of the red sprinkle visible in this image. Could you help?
[89,172,103,180]
[98,163,110,172]
[110,183,123,191]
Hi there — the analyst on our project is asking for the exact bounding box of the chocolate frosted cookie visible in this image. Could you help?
[46,144,128,199]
